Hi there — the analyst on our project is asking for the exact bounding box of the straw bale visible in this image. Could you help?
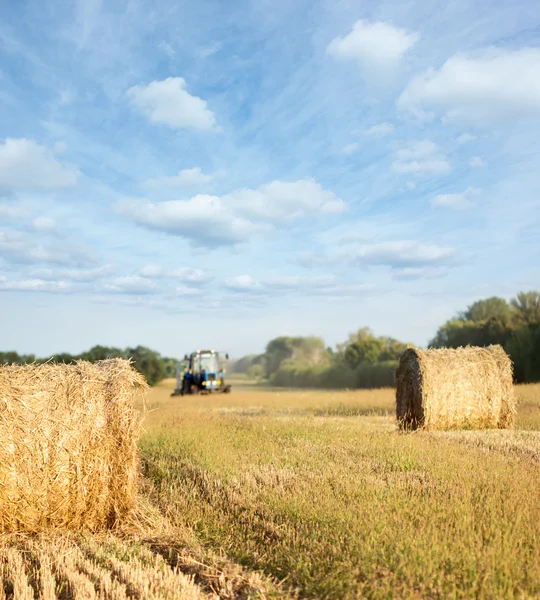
[396,345,515,431]
[0,358,148,533]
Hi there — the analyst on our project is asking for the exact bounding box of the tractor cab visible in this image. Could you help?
[172,349,231,396]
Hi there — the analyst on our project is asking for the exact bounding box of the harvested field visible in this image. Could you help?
[1,378,539,598]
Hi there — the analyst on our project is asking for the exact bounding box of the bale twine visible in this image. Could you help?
[395,345,515,431]
[0,358,148,533]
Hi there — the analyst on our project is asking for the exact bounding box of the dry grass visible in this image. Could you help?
[0,536,213,599]
[1,376,539,598]
[139,380,540,599]
[396,345,515,430]
[0,359,147,533]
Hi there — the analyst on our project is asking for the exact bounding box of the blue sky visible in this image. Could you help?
[1,0,539,358]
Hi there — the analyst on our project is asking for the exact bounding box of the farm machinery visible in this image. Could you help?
[171,349,231,396]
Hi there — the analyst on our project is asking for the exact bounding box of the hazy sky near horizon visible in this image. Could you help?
[1,0,539,358]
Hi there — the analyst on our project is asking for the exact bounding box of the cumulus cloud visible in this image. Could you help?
[398,48,540,124]
[470,156,485,167]
[327,19,418,76]
[392,267,448,280]
[0,231,96,267]
[0,276,72,293]
[223,179,347,224]
[116,195,262,248]
[139,265,211,284]
[224,274,373,297]
[30,217,57,233]
[392,140,451,175]
[176,285,205,297]
[118,179,346,247]
[351,240,456,268]
[0,138,79,191]
[431,187,481,210]
[29,265,113,282]
[143,167,217,190]
[365,123,395,137]
[102,276,158,295]
[0,204,27,220]
[127,77,217,131]
[224,275,263,292]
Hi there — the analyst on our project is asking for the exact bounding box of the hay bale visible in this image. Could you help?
[0,358,148,533]
[396,345,515,431]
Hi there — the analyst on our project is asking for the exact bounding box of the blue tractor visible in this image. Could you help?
[171,349,231,396]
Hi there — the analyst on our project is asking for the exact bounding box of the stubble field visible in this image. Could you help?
[2,380,540,599]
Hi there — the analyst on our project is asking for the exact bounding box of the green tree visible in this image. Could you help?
[80,345,124,362]
[344,337,383,367]
[125,345,166,386]
[511,291,540,325]
[264,337,297,377]
[247,364,265,380]
[459,297,513,325]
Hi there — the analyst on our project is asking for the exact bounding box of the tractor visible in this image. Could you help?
[171,349,231,396]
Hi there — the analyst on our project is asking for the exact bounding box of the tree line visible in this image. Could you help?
[2,290,539,388]
[0,345,179,386]
[231,290,540,388]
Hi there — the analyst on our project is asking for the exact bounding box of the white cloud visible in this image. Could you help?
[29,265,113,282]
[176,285,205,297]
[0,204,26,219]
[116,195,262,248]
[0,231,96,267]
[393,160,451,174]
[342,143,359,155]
[118,179,346,247]
[31,217,56,232]
[143,167,216,190]
[406,181,416,190]
[457,133,476,144]
[139,265,211,284]
[224,275,263,292]
[0,276,72,293]
[398,48,540,124]
[470,156,485,167]
[0,138,79,191]
[327,19,418,76]
[223,179,347,224]
[223,274,374,297]
[102,276,158,295]
[392,267,448,280]
[352,240,456,267]
[365,123,395,137]
[431,187,481,210]
[392,140,451,175]
[396,140,437,160]
[127,77,217,131]
[158,41,175,57]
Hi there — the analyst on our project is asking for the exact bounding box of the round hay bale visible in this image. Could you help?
[395,345,515,431]
[0,358,148,533]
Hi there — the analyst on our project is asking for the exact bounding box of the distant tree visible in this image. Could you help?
[80,345,124,362]
[264,337,297,377]
[247,364,265,380]
[344,337,383,367]
[511,291,540,325]
[0,351,22,364]
[125,345,166,386]
[459,297,513,325]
